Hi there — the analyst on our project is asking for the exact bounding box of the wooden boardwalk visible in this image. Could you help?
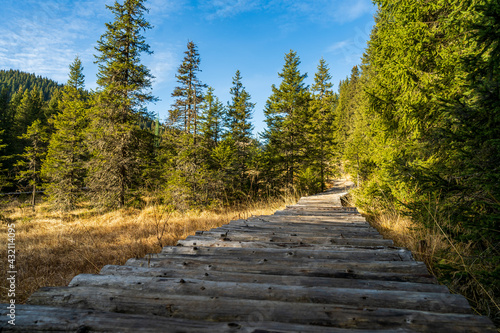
[2,186,496,332]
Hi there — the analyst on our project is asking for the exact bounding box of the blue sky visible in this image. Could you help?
[0,0,376,135]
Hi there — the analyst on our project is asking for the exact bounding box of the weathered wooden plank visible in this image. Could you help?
[160,245,415,261]
[247,213,367,221]
[286,204,357,210]
[224,219,373,229]
[151,251,409,264]
[67,274,471,313]
[27,287,496,332]
[100,264,445,291]
[2,305,380,333]
[194,229,385,240]
[123,257,435,284]
[126,255,429,274]
[209,224,375,232]
[274,209,359,216]
[249,215,368,223]
[178,235,394,247]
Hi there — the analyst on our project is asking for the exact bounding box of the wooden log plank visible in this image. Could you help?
[150,251,410,263]
[250,215,368,223]
[160,245,415,261]
[123,258,435,283]
[206,224,380,234]
[286,205,356,210]
[274,210,359,216]
[126,256,429,275]
[178,235,394,247]
[194,230,385,240]
[2,304,376,333]
[100,265,445,291]
[67,274,471,314]
[224,219,373,230]
[27,287,496,332]
[247,214,368,222]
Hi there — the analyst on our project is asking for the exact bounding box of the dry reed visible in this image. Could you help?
[0,194,296,304]
[355,201,499,328]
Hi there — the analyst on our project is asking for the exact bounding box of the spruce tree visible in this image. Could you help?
[0,88,12,143]
[199,87,224,150]
[309,58,336,192]
[0,132,8,191]
[225,70,254,144]
[88,0,156,207]
[42,56,89,210]
[14,119,48,211]
[223,70,255,198]
[0,88,15,180]
[14,87,45,142]
[263,50,311,191]
[169,41,206,139]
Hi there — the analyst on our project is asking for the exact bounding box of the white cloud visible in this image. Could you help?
[332,0,374,23]
[146,0,187,26]
[146,49,178,88]
[196,0,375,32]
[0,0,111,83]
[326,22,373,64]
[199,0,261,19]
[327,40,352,53]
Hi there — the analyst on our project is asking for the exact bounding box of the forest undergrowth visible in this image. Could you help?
[348,193,500,328]
[0,193,297,304]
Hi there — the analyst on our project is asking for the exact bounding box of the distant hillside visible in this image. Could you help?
[0,69,62,100]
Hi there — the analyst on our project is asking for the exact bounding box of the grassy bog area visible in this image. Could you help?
[0,195,295,304]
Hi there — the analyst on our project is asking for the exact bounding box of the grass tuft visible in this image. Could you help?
[0,194,296,303]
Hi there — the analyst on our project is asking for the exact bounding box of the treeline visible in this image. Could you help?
[0,70,63,192]
[0,0,340,212]
[0,69,62,100]
[337,0,499,321]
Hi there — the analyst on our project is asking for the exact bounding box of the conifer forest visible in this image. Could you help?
[0,0,499,325]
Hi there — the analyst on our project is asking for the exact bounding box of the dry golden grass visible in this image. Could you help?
[0,195,296,304]
[358,206,500,328]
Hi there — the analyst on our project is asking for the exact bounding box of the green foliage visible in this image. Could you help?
[308,58,337,191]
[222,70,256,200]
[225,70,254,144]
[262,50,312,191]
[0,71,63,190]
[199,87,224,150]
[88,0,156,208]
[0,69,62,100]
[14,119,49,210]
[0,131,8,190]
[169,41,206,137]
[339,0,500,322]
[42,57,90,210]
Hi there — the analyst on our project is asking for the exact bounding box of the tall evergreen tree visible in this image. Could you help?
[309,58,336,192]
[0,132,8,191]
[0,88,12,140]
[42,56,90,210]
[225,70,254,144]
[14,119,48,211]
[199,87,224,150]
[88,0,156,207]
[169,41,206,139]
[263,50,311,190]
[0,88,14,174]
[223,70,255,199]
[14,87,45,139]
